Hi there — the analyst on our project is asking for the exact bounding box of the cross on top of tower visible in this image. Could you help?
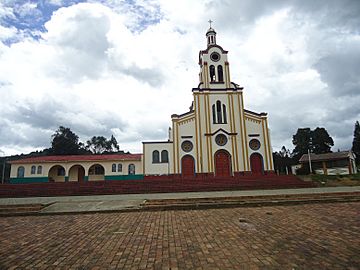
[208,19,213,28]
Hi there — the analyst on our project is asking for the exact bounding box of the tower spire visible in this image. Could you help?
[206,20,216,47]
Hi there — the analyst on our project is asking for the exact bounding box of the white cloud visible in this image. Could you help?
[0,0,359,156]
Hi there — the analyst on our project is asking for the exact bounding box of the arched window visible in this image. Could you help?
[152,150,160,163]
[37,165,42,175]
[112,164,116,172]
[212,104,216,123]
[31,165,36,174]
[216,100,222,123]
[213,100,227,124]
[217,65,224,82]
[128,164,135,175]
[161,150,169,163]
[222,104,227,123]
[17,166,25,178]
[209,65,216,82]
[118,163,122,172]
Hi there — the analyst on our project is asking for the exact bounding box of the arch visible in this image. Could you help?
[48,165,66,182]
[161,150,169,163]
[181,155,195,177]
[68,165,85,182]
[214,150,232,177]
[37,165,42,175]
[31,165,36,174]
[250,153,264,175]
[217,65,224,82]
[152,150,160,163]
[128,164,135,175]
[88,164,105,181]
[216,100,222,123]
[112,163,116,172]
[222,104,227,123]
[209,65,216,82]
[118,163,122,172]
[212,104,216,123]
[17,166,25,178]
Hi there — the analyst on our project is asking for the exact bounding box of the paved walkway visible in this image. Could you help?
[0,186,359,214]
[0,201,359,269]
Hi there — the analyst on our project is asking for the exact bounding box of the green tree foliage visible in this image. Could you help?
[292,128,312,160]
[292,127,334,161]
[352,121,360,163]
[273,146,295,174]
[51,126,85,155]
[86,135,120,154]
[312,127,334,154]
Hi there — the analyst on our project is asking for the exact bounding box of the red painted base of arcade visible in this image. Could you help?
[0,174,315,198]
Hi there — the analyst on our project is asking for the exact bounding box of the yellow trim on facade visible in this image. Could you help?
[228,94,236,172]
[203,93,211,172]
[261,119,269,171]
[225,63,231,88]
[237,93,247,171]
[204,62,209,88]
[197,94,203,172]
[265,118,274,170]
[206,93,214,172]
[244,115,262,123]
[142,143,145,174]
[178,116,195,125]
[241,94,250,170]
[172,120,176,173]
[176,121,180,173]
[230,94,239,171]
[194,94,200,171]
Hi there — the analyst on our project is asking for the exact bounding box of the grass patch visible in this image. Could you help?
[309,173,360,187]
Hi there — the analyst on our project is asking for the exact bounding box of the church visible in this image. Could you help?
[9,26,274,183]
[143,25,274,177]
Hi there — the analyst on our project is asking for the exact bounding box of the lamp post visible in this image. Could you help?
[308,149,312,174]
[1,157,6,184]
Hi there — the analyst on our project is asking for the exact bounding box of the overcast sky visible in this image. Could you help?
[0,0,359,156]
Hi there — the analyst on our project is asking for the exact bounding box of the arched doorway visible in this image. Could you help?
[48,165,66,182]
[250,153,264,175]
[181,155,195,177]
[215,150,232,177]
[68,165,85,182]
[88,164,105,181]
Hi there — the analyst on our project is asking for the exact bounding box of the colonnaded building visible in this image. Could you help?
[10,26,274,184]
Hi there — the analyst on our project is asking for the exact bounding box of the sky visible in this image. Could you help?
[0,0,359,156]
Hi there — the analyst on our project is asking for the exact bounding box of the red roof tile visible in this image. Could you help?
[10,154,142,164]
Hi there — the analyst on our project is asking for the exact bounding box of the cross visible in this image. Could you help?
[208,19,213,28]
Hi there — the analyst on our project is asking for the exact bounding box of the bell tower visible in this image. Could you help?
[198,22,231,89]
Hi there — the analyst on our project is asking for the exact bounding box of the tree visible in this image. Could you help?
[312,127,334,154]
[352,121,360,163]
[86,135,120,154]
[292,128,312,161]
[51,126,84,155]
[273,146,296,174]
[292,127,334,161]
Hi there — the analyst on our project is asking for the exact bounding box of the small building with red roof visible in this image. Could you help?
[10,154,143,184]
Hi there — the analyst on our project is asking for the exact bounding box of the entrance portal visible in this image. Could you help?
[250,153,263,174]
[215,150,232,177]
[181,155,195,177]
[69,165,85,182]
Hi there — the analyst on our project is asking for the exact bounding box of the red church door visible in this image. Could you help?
[78,167,85,182]
[250,153,263,175]
[215,150,231,177]
[181,155,195,177]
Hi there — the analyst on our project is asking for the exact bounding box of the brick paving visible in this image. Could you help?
[0,202,359,269]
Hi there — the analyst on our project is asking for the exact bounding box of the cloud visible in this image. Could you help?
[0,0,359,156]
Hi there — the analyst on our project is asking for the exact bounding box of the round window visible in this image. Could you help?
[249,139,261,150]
[215,134,228,146]
[210,52,220,62]
[181,140,193,152]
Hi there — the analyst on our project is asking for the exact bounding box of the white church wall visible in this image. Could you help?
[143,142,173,175]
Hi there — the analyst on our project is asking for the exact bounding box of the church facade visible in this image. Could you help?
[143,26,274,177]
[9,26,274,184]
